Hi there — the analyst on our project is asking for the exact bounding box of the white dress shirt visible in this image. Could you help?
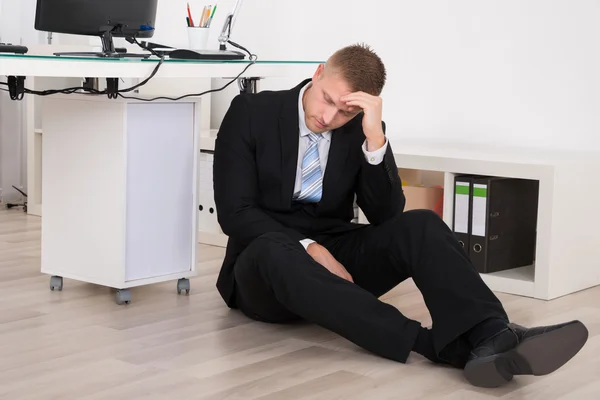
[296,82,389,250]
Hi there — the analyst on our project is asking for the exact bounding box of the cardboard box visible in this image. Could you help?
[398,169,444,217]
[403,186,444,216]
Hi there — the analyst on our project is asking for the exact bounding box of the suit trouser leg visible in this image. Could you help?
[233,232,422,363]
[320,209,509,366]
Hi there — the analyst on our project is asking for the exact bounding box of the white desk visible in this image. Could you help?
[0,51,319,304]
[0,53,319,79]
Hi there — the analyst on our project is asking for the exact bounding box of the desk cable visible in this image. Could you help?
[0,38,257,102]
[118,38,257,101]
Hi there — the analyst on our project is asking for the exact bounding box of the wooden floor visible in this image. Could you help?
[1,208,599,399]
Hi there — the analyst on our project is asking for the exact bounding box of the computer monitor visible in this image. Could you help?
[34,0,159,58]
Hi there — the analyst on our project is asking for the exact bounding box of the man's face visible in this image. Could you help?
[302,64,361,134]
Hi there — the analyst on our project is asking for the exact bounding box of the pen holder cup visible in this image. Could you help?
[187,27,210,50]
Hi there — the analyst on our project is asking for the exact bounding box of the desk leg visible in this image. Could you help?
[239,77,260,94]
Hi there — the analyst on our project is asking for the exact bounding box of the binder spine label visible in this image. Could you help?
[472,184,488,236]
[454,181,470,233]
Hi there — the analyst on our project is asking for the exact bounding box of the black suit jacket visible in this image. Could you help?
[213,79,406,307]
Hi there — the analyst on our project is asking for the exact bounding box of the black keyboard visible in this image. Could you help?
[0,44,28,54]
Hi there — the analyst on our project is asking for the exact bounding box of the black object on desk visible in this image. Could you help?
[34,0,158,58]
[141,41,174,50]
[52,29,151,58]
[0,44,28,54]
[168,49,245,60]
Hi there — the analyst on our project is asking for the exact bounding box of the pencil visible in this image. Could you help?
[199,6,209,27]
[204,6,212,27]
[207,4,217,27]
[187,3,195,27]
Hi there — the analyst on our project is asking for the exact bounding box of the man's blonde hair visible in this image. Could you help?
[326,43,387,96]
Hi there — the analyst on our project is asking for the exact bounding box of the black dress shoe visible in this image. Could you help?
[464,320,588,388]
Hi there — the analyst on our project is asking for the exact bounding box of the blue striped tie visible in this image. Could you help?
[296,133,323,203]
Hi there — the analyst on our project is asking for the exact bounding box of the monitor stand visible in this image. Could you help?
[54,30,150,59]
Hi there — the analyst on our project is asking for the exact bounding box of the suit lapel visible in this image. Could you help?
[320,125,351,208]
[279,81,308,208]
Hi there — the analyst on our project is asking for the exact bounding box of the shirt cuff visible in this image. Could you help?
[300,238,315,250]
[362,137,389,165]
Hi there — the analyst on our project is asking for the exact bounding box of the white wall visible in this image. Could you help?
[227,0,600,151]
[6,0,600,154]
[192,0,600,152]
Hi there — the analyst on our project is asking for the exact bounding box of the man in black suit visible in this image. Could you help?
[213,43,588,388]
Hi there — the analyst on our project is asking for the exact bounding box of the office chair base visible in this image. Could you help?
[6,202,27,212]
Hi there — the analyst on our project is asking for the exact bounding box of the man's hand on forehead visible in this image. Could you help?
[341,91,386,151]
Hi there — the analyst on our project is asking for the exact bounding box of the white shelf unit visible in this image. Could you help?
[195,136,600,301]
[363,139,600,301]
